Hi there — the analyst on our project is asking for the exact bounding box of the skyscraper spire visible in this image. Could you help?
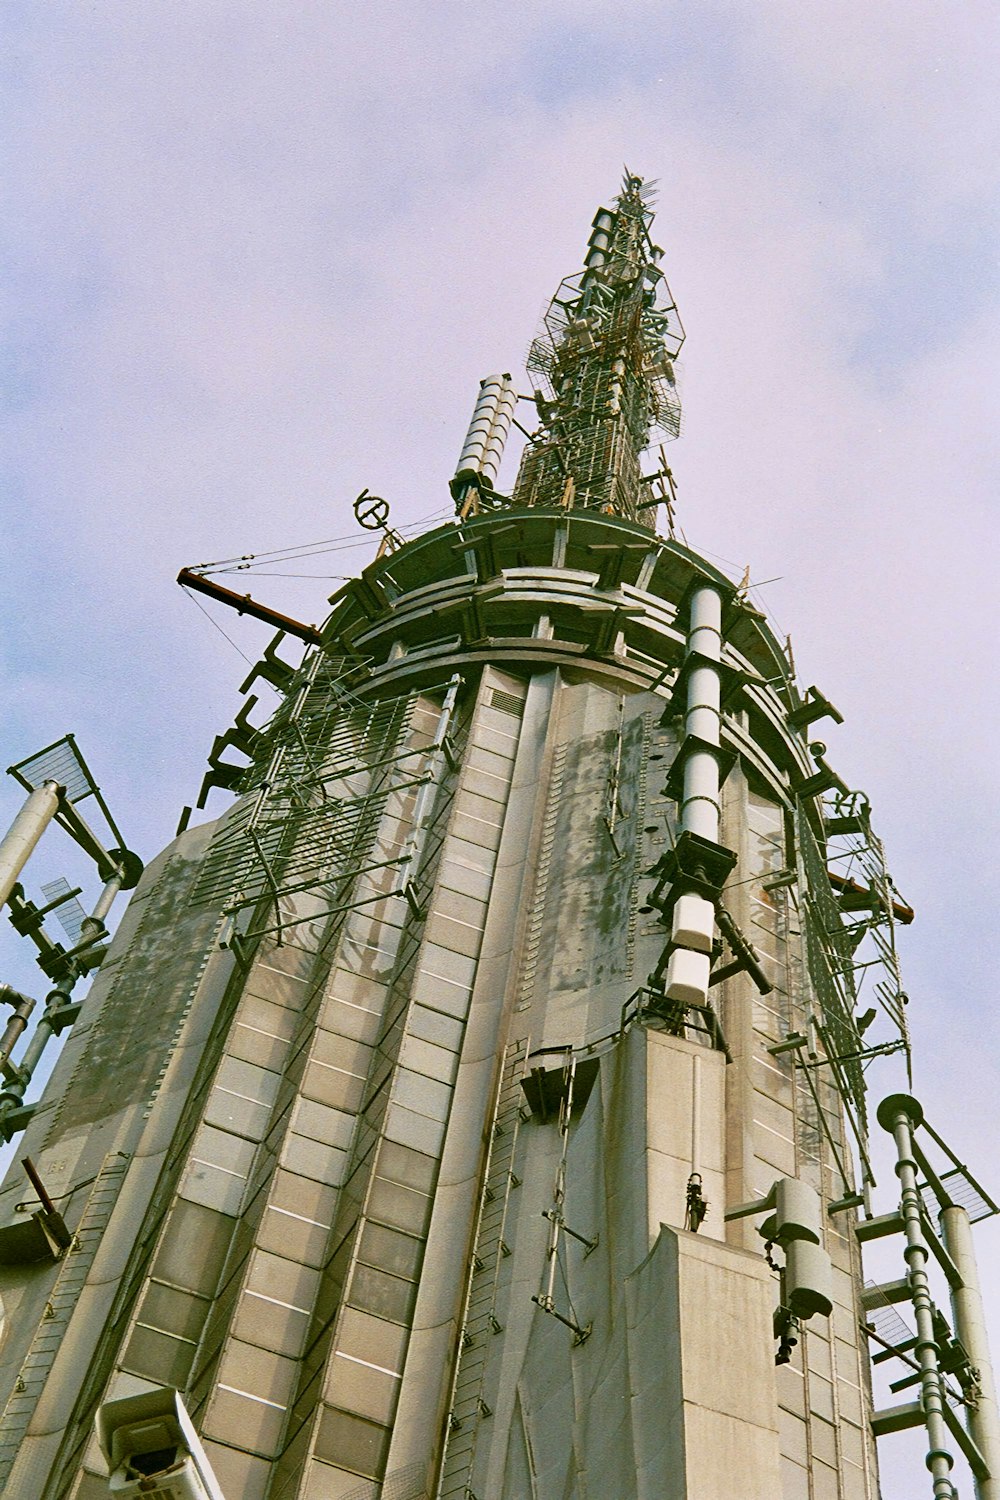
[510,171,685,526]
[3,173,997,1500]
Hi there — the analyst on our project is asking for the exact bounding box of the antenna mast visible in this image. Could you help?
[510,170,685,527]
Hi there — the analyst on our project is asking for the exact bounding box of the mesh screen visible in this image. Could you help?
[190,684,429,913]
[9,736,92,804]
[936,1168,998,1225]
[40,877,87,944]
[863,1285,913,1348]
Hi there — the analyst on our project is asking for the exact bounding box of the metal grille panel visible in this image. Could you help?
[190,680,439,914]
[936,1168,998,1225]
[39,877,88,944]
[9,736,93,805]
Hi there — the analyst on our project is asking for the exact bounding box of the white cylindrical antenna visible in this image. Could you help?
[0,781,62,910]
[681,586,724,843]
[451,374,517,498]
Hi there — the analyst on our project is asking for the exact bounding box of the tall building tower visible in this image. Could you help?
[0,175,996,1500]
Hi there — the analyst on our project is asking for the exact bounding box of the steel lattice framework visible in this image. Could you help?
[512,173,684,526]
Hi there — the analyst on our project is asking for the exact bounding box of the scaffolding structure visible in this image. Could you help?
[0,735,141,1138]
[824,788,912,1063]
[793,780,913,1153]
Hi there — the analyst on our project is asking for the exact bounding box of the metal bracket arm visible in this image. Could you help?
[530,1295,592,1345]
[177,567,322,644]
[541,1210,598,1256]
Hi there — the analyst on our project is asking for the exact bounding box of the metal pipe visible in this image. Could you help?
[681,754,721,841]
[53,798,121,882]
[2,984,76,1109]
[878,1094,958,1498]
[395,675,462,901]
[176,568,323,644]
[941,1203,1000,1498]
[688,585,723,666]
[79,863,126,942]
[0,985,35,1071]
[12,1009,56,1087]
[0,781,62,909]
[691,1052,702,1179]
[681,585,723,841]
[686,665,720,742]
[21,1156,55,1215]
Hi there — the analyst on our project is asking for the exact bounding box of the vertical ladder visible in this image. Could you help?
[0,1153,129,1491]
[438,1038,527,1500]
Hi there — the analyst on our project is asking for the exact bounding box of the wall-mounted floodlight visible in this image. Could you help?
[95,1386,227,1499]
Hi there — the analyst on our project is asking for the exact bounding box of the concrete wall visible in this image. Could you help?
[0,819,239,1496]
[443,1028,777,1499]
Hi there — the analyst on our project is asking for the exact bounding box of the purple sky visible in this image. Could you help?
[2,8,997,1492]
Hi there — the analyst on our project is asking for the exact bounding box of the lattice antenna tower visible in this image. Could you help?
[511,170,685,527]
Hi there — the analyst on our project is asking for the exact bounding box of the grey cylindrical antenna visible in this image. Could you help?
[451,374,517,497]
[940,1203,1000,1499]
[585,209,615,271]
[0,985,35,1072]
[681,586,724,841]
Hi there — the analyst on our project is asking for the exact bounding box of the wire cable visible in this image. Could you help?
[182,587,282,688]
[192,505,455,576]
[225,572,353,581]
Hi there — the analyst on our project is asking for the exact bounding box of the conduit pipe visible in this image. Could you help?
[681,585,723,841]
[691,1052,702,1179]
[396,674,462,904]
[79,862,126,944]
[0,781,62,910]
[0,985,35,1073]
[0,982,76,1117]
[878,1095,958,1499]
[941,1202,1000,1498]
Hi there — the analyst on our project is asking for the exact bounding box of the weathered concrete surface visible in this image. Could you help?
[496,1221,781,1500]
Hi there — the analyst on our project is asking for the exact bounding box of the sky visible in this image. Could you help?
[1,5,997,1493]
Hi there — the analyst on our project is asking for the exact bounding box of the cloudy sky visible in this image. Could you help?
[2,5,997,1491]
